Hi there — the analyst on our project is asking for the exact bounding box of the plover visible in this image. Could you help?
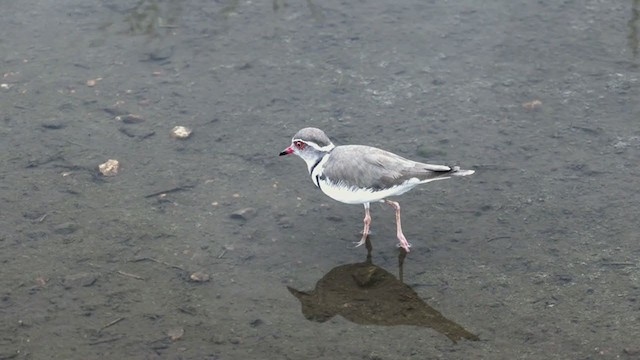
[279,127,474,252]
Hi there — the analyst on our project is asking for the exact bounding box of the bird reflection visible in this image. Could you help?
[287,238,479,343]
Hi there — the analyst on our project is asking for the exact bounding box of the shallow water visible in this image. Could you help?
[1,0,639,359]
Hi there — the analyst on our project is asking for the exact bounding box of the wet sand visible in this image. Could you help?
[1,0,639,359]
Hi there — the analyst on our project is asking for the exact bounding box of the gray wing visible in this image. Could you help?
[321,145,454,190]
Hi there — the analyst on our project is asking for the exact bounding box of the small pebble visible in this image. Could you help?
[170,126,192,139]
[167,327,184,341]
[230,207,257,221]
[116,114,145,124]
[276,216,293,228]
[86,78,102,87]
[41,121,66,130]
[98,159,120,176]
[54,222,79,235]
[63,272,99,289]
[189,272,210,282]
[624,348,640,356]
[522,99,542,110]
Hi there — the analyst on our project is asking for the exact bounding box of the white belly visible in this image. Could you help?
[316,177,419,204]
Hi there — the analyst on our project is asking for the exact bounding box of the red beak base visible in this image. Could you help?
[279,146,294,156]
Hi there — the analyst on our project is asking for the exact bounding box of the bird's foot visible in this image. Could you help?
[352,228,370,249]
[352,238,367,248]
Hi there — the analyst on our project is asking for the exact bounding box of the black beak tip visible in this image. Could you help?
[279,151,288,156]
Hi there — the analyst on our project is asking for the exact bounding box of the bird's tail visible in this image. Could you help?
[450,166,475,177]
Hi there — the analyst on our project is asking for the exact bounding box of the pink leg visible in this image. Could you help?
[354,203,371,248]
[384,200,411,252]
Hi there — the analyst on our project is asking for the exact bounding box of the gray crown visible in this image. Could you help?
[293,127,334,147]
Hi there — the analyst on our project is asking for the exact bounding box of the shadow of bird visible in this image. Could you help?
[287,238,479,343]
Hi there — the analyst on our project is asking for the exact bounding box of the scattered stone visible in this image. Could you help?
[613,136,640,153]
[624,347,640,356]
[210,334,226,344]
[86,78,102,87]
[63,272,99,289]
[189,272,210,282]
[522,99,542,110]
[23,211,46,221]
[41,121,66,130]
[170,126,192,139]
[230,207,257,221]
[555,274,573,284]
[167,327,184,341]
[115,114,145,124]
[98,159,120,176]
[276,215,293,228]
[53,222,79,235]
[178,306,197,316]
[103,107,129,117]
[147,46,174,62]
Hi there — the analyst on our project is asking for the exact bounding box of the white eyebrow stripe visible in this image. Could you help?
[293,139,335,152]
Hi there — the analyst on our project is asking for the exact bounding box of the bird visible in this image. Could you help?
[279,127,474,252]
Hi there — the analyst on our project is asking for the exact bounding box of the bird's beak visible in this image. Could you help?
[279,146,294,156]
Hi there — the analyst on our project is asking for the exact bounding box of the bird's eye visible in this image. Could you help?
[294,141,305,149]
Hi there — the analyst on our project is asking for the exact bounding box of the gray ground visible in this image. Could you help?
[1,0,639,359]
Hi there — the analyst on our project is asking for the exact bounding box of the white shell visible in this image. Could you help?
[98,159,120,176]
[170,126,192,139]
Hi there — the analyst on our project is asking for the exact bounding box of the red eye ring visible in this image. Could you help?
[294,141,305,150]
